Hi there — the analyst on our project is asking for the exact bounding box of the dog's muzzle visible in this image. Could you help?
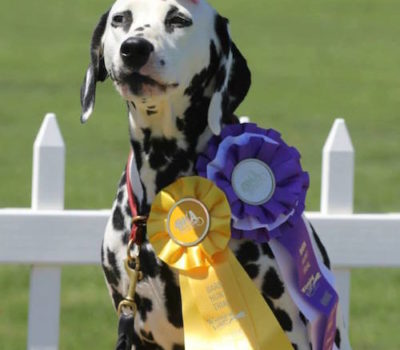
[120,37,154,71]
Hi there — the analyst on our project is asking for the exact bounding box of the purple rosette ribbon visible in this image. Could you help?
[197,123,309,242]
[196,123,339,350]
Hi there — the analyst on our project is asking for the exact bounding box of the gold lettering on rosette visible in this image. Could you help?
[205,282,233,328]
[299,241,307,255]
[298,240,322,297]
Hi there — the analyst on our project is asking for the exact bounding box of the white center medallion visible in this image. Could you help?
[231,159,275,205]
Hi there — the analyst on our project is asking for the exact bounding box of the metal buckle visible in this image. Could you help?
[117,239,143,317]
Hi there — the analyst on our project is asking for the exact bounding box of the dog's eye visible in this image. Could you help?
[169,15,192,27]
[165,7,193,31]
[111,11,133,28]
[112,15,124,25]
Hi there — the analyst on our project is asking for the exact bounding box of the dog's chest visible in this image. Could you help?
[129,241,297,349]
[102,177,311,349]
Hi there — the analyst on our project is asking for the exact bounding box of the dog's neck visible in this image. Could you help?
[127,88,213,212]
[128,91,190,139]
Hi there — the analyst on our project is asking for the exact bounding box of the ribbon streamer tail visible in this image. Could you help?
[227,251,294,350]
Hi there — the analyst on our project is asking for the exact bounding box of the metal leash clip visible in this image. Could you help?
[117,239,143,317]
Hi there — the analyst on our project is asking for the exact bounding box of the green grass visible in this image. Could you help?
[0,0,399,349]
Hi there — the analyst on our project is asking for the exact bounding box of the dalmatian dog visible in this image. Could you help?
[80,0,349,349]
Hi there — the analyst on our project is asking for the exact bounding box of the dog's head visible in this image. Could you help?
[80,0,251,135]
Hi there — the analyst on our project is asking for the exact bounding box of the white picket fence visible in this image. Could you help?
[1,114,400,350]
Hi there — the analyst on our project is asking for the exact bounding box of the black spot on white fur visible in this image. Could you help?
[117,190,124,203]
[142,128,179,170]
[299,311,308,326]
[139,330,165,350]
[311,224,331,269]
[262,267,285,299]
[263,296,293,332]
[261,242,275,259]
[121,230,130,245]
[139,245,160,278]
[111,289,124,309]
[112,205,125,231]
[274,307,293,332]
[125,203,131,217]
[155,149,192,192]
[107,249,120,279]
[103,263,119,286]
[100,241,105,263]
[160,263,183,328]
[135,294,153,322]
[335,328,341,348]
[244,263,260,279]
[235,241,260,265]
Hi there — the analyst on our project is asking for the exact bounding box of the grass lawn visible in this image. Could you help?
[1,0,399,349]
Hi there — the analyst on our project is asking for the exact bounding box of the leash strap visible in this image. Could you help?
[126,151,139,242]
[114,151,147,350]
[115,313,135,350]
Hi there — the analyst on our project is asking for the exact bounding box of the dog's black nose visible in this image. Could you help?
[120,37,154,70]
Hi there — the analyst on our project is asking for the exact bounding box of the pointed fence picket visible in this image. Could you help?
[28,113,64,350]
[322,119,354,329]
[1,114,400,350]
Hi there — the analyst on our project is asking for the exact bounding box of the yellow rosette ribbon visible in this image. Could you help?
[148,176,292,350]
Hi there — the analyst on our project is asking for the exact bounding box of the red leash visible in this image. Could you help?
[114,152,147,350]
[126,151,146,244]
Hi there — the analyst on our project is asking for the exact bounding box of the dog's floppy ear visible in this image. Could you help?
[208,15,251,135]
[80,10,110,123]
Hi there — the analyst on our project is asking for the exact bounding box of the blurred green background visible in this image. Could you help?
[1,0,399,349]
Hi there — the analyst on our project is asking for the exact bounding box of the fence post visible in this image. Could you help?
[27,114,65,350]
[321,119,354,331]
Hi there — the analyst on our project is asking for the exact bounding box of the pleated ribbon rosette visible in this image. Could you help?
[147,176,292,350]
[196,123,339,350]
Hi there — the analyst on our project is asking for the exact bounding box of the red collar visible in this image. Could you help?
[126,151,146,244]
